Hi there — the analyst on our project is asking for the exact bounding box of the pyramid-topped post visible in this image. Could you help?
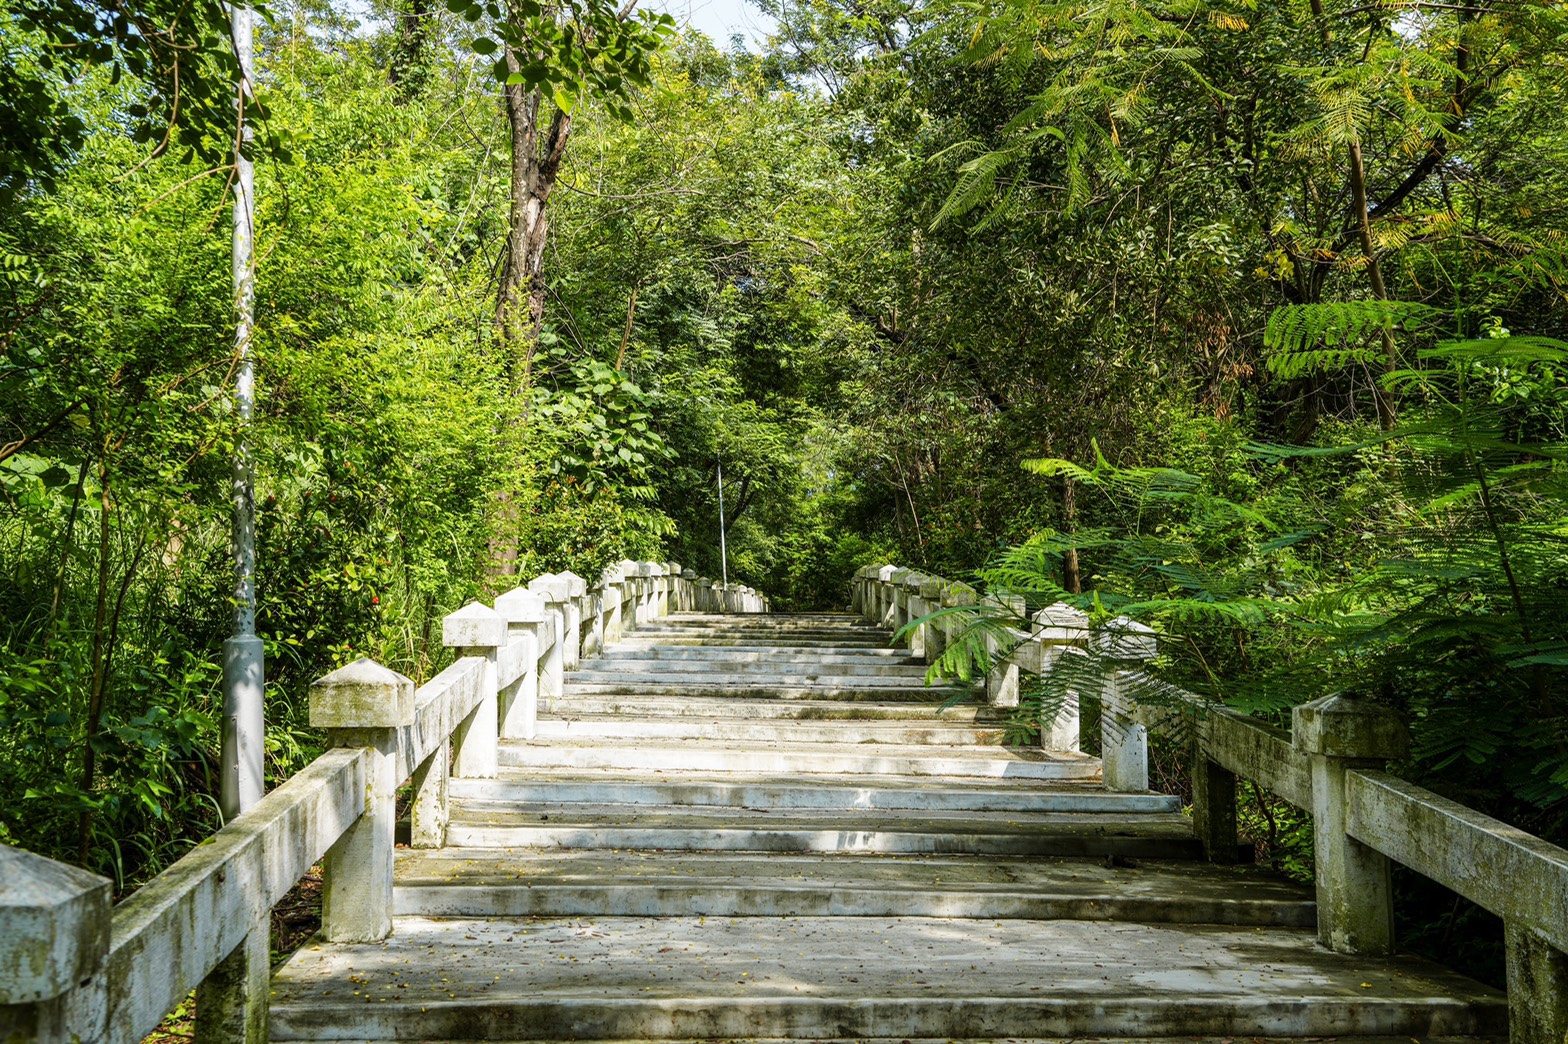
[0,845,111,1039]
[1294,693,1409,955]
[1090,616,1156,792]
[495,587,549,739]
[531,570,586,670]
[444,602,505,779]
[310,657,415,942]
[1033,602,1091,752]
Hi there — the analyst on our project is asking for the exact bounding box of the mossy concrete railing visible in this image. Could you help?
[854,563,1568,1044]
[0,560,764,1044]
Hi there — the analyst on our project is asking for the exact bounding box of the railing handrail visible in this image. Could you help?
[0,559,767,1043]
[854,562,1567,1043]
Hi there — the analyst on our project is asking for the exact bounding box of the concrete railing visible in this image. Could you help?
[854,562,1568,1044]
[0,560,762,1044]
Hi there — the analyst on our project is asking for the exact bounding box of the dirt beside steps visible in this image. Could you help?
[268,611,1507,1042]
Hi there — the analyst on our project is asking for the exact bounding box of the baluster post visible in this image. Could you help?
[310,658,415,942]
[1505,923,1568,1044]
[0,846,111,1043]
[495,588,548,740]
[1034,602,1089,752]
[1293,693,1408,955]
[1091,616,1157,792]
[446,602,505,779]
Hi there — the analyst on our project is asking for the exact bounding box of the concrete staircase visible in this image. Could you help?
[269,611,1506,1041]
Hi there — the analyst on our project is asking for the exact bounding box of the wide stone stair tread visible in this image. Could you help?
[392,850,1315,925]
[600,645,923,660]
[558,681,979,701]
[449,769,1174,812]
[497,736,1101,779]
[442,803,1203,857]
[574,659,940,677]
[565,670,972,689]
[268,915,1506,1041]
[542,694,1000,721]
[530,715,1013,746]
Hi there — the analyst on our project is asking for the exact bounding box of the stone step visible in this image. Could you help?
[559,681,970,702]
[579,657,936,678]
[392,850,1314,925]
[545,694,997,721]
[442,803,1198,857]
[590,647,927,665]
[564,671,966,692]
[447,771,1175,813]
[530,716,1013,746]
[617,633,903,642]
[497,738,1099,780]
[269,915,1506,1040]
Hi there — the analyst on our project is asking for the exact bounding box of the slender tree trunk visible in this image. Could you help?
[1347,139,1399,430]
[1061,476,1082,595]
[389,0,436,100]
[495,63,572,388]
[78,459,112,865]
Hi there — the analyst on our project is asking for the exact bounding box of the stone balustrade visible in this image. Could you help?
[0,560,762,1043]
[854,562,1568,1044]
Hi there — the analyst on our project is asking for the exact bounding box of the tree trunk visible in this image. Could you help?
[1347,139,1399,431]
[495,59,572,389]
[78,459,112,865]
[1062,476,1082,595]
[389,0,436,100]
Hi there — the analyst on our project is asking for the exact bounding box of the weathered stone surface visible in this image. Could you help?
[271,915,1505,1041]
[442,601,506,650]
[1293,693,1409,760]
[528,571,584,601]
[109,747,366,1043]
[0,846,111,1005]
[308,658,415,729]
[495,587,548,624]
[1505,922,1568,1044]
[1035,601,1090,643]
[1089,616,1157,661]
[1345,769,1568,955]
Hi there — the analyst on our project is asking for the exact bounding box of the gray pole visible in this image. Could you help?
[221,0,263,822]
[716,458,728,588]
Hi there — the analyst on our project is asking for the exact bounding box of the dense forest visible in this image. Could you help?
[2,0,1566,985]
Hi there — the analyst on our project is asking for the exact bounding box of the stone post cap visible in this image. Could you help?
[647,562,668,576]
[529,571,587,600]
[599,563,624,585]
[1035,602,1090,643]
[310,658,416,729]
[918,578,945,600]
[991,591,1027,614]
[940,582,978,608]
[1293,694,1410,760]
[495,587,549,624]
[443,602,506,649]
[696,577,713,588]
[876,564,900,582]
[0,845,112,1004]
[898,570,929,590]
[665,561,681,574]
[682,568,697,578]
[638,562,658,577]
[1089,616,1157,661]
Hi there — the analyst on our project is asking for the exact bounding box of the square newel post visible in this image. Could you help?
[601,566,625,643]
[495,588,548,740]
[1191,753,1240,863]
[1034,602,1089,752]
[445,602,505,779]
[680,568,696,612]
[530,571,586,670]
[309,658,415,942]
[0,846,112,1043]
[1506,923,1568,1044]
[1090,616,1157,792]
[875,565,899,627]
[917,579,947,662]
[1293,693,1409,955]
[696,577,713,613]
